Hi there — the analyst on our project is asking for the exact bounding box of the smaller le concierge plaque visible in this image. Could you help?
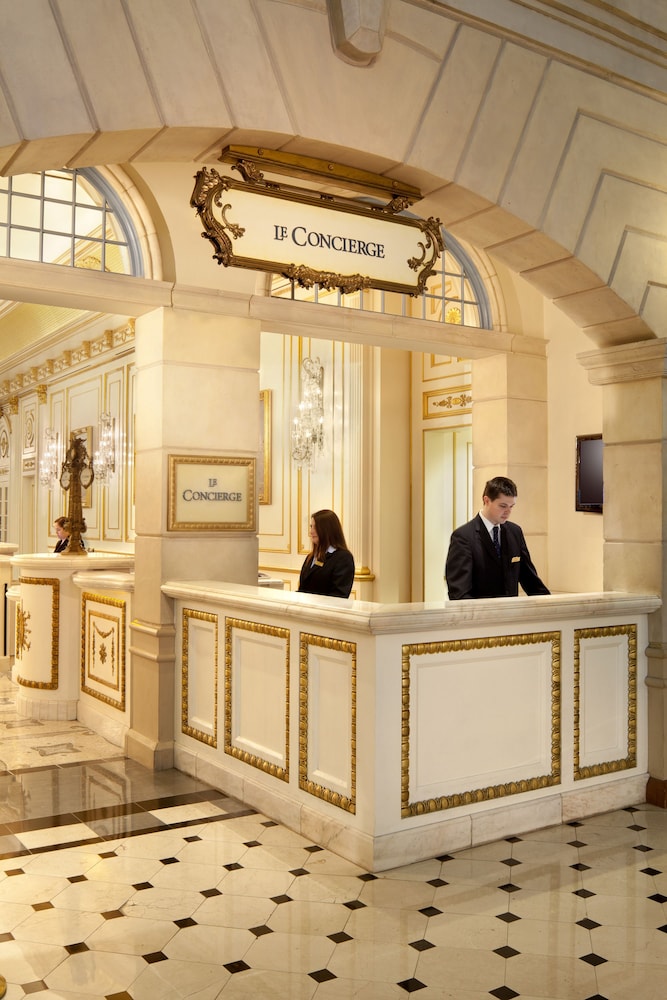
[168,455,256,532]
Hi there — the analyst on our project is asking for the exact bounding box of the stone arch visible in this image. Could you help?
[0,0,660,348]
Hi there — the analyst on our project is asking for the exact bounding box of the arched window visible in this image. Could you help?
[0,167,143,276]
[272,225,491,329]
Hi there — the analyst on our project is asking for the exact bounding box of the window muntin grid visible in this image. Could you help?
[0,168,143,276]
[271,227,490,329]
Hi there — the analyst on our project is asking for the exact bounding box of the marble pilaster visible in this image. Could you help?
[127,306,260,769]
[579,338,667,805]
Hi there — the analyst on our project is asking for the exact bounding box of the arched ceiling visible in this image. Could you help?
[0,0,664,358]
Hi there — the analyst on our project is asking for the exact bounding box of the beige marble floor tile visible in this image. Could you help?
[0,938,69,984]
[131,959,228,1000]
[164,922,254,965]
[589,923,667,965]
[378,858,442,881]
[266,897,350,936]
[0,871,68,904]
[194,890,276,929]
[343,904,428,943]
[313,977,411,998]
[85,852,163,884]
[431,881,511,915]
[217,864,295,898]
[0,899,33,932]
[507,888,588,923]
[86,913,178,954]
[358,877,436,910]
[149,859,226,893]
[16,848,102,878]
[413,943,506,993]
[495,951,598,998]
[431,856,514,885]
[11,905,104,946]
[241,927,336,975]
[149,801,227,824]
[286,872,366,904]
[50,877,132,913]
[233,843,315,872]
[101,829,194,859]
[424,909,508,950]
[16,823,99,850]
[175,837,249,868]
[326,938,417,984]
[122,884,205,922]
[45,949,147,995]
[586,891,667,928]
[213,967,317,999]
[596,959,667,1000]
[507,914,593,957]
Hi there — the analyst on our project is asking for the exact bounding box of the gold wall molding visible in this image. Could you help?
[423,385,473,420]
[16,605,31,655]
[574,624,637,780]
[0,320,135,403]
[183,608,218,748]
[224,617,289,779]
[299,631,356,813]
[81,592,126,711]
[16,576,59,689]
[401,632,561,817]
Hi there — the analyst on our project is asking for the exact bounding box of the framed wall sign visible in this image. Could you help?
[168,455,256,532]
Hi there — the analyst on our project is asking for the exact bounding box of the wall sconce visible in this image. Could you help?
[291,357,325,468]
[94,412,115,484]
[39,427,59,489]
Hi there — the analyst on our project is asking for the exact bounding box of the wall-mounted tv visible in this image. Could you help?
[576,434,603,514]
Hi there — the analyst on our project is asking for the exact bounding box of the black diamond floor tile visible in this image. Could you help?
[580,953,607,966]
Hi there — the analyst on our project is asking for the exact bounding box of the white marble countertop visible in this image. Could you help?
[161,580,662,635]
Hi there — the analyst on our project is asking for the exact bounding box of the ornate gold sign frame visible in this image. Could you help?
[168,455,256,532]
[191,151,443,297]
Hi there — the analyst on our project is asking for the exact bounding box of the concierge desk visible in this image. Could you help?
[163,581,660,872]
[11,552,134,723]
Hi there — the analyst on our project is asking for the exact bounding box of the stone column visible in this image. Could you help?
[127,306,260,769]
[579,339,667,806]
[470,347,549,574]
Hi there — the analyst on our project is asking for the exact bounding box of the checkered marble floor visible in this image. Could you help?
[1,680,667,998]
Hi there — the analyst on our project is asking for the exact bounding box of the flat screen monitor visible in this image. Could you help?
[576,434,603,514]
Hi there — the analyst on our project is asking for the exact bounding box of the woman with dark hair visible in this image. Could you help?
[298,509,355,599]
[53,516,85,553]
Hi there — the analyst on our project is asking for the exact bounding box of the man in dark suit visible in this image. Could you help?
[445,476,549,600]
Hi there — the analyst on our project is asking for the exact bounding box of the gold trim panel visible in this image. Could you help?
[224,617,290,780]
[182,608,219,748]
[299,631,357,814]
[422,385,473,420]
[574,624,637,780]
[80,592,126,711]
[16,576,60,689]
[401,632,561,818]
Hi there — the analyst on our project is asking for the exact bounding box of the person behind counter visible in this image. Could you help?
[445,475,549,600]
[53,516,85,553]
[298,509,355,599]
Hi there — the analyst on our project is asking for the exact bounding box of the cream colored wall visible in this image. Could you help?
[545,301,604,593]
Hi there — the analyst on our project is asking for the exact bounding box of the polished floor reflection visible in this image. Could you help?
[1,675,667,998]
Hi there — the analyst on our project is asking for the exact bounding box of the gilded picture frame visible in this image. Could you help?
[259,389,271,505]
[168,454,256,532]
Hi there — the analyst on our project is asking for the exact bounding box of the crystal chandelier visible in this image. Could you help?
[93,412,116,484]
[39,427,59,489]
[291,357,325,468]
